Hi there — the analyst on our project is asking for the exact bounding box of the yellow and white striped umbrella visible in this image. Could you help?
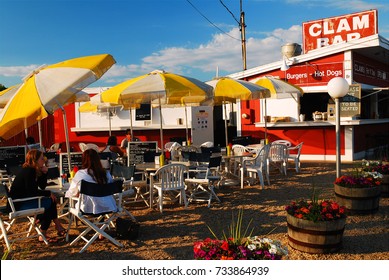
[0,54,115,141]
[206,77,270,147]
[101,69,213,147]
[254,76,304,141]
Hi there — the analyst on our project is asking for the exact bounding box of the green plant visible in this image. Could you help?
[207,209,254,246]
[194,208,288,260]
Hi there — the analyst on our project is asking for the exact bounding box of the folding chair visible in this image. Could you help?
[0,183,48,252]
[111,163,148,206]
[185,156,222,207]
[67,179,126,253]
[150,164,188,213]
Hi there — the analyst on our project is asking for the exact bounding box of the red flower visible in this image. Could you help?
[221,241,229,251]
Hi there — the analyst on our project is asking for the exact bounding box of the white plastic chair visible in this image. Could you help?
[229,144,249,176]
[272,140,292,147]
[200,141,214,148]
[240,144,271,189]
[0,183,48,252]
[287,142,304,172]
[267,143,288,176]
[164,142,182,161]
[78,142,88,152]
[150,164,188,213]
[49,143,61,151]
[67,180,126,253]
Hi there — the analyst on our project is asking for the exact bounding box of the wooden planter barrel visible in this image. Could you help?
[334,184,381,214]
[286,214,346,254]
[381,175,389,198]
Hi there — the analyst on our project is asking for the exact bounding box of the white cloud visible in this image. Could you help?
[0,65,39,77]
[100,25,301,83]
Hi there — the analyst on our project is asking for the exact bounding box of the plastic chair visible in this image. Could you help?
[0,183,48,252]
[267,143,288,176]
[78,142,88,152]
[149,164,188,213]
[164,142,181,161]
[272,140,292,147]
[200,141,214,148]
[287,142,304,172]
[49,143,61,151]
[240,144,271,189]
[67,179,126,253]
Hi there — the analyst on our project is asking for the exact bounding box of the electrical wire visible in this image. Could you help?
[185,0,240,41]
[219,0,240,25]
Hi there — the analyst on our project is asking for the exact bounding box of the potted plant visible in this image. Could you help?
[285,197,346,254]
[334,169,382,214]
[362,160,389,197]
[193,209,288,260]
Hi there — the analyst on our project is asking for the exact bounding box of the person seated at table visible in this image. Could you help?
[8,150,66,242]
[65,149,116,215]
[102,135,124,160]
[120,129,140,155]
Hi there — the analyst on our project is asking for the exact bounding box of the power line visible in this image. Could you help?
[219,0,240,25]
[185,0,240,41]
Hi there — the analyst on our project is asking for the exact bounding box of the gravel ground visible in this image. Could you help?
[1,161,388,260]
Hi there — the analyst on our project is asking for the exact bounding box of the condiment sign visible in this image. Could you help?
[303,10,378,53]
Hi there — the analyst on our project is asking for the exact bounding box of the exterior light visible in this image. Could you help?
[327,77,349,178]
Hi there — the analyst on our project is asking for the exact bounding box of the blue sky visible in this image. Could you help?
[1,0,388,88]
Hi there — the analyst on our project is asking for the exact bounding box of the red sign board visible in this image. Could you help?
[285,62,344,86]
[303,10,378,53]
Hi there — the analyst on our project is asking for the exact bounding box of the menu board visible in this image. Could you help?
[0,146,26,168]
[59,152,83,175]
[127,141,158,165]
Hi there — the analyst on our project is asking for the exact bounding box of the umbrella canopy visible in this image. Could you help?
[254,76,304,141]
[0,85,21,109]
[0,54,116,170]
[206,77,270,147]
[101,69,213,148]
[255,76,303,98]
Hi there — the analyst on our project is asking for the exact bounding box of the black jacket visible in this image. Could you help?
[9,167,50,199]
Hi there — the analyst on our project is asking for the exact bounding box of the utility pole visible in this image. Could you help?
[240,0,247,70]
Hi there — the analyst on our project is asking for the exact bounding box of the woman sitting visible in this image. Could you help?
[102,135,124,161]
[65,149,116,214]
[9,150,66,242]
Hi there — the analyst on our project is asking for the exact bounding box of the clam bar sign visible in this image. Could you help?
[340,84,361,117]
[303,10,378,53]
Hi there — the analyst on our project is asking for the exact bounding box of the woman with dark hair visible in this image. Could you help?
[9,150,66,242]
[65,149,116,214]
[102,135,124,160]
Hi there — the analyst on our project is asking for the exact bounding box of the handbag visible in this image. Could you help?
[116,217,140,240]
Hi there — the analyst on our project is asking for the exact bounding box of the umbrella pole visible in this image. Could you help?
[185,105,189,144]
[159,98,163,149]
[60,106,72,173]
[38,120,43,148]
[264,99,268,144]
[108,109,112,136]
[129,108,134,140]
[224,103,228,148]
